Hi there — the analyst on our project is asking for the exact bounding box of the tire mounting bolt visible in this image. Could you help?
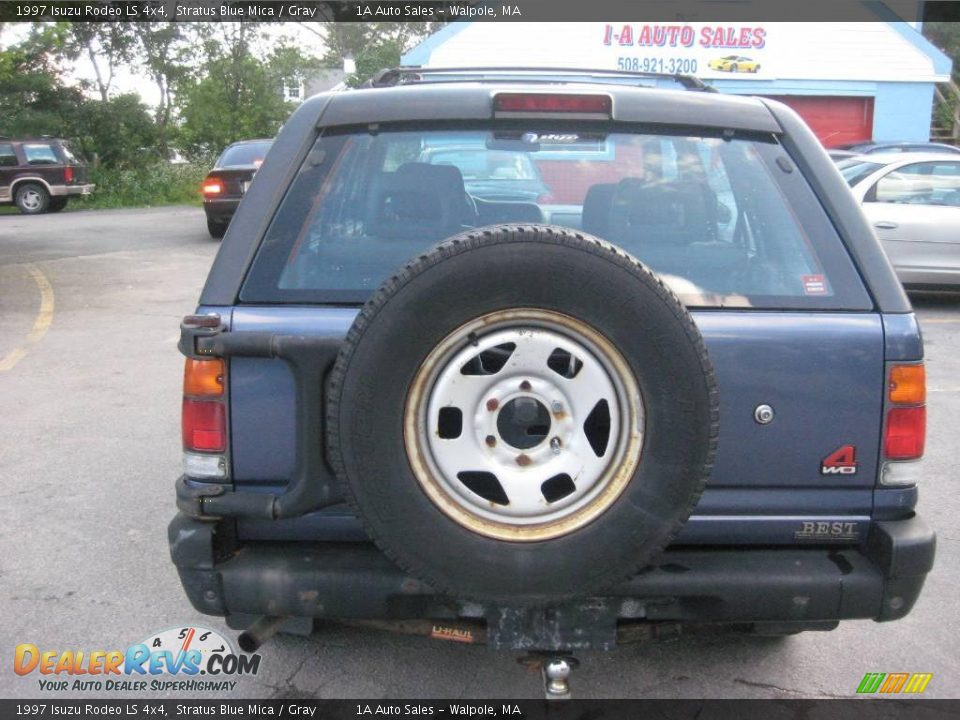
[486,398,499,411]
[551,401,563,413]
[520,380,532,391]
[550,437,562,454]
[516,454,532,467]
[485,435,496,447]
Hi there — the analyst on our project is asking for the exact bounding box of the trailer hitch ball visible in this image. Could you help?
[544,658,572,698]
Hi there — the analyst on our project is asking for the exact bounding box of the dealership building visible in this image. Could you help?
[401,20,953,147]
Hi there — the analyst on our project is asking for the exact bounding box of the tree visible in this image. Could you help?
[69,94,159,168]
[309,21,448,85]
[132,22,195,157]
[0,34,86,138]
[61,23,136,102]
[175,24,321,155]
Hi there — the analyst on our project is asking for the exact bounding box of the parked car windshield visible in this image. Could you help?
[217,141,272,168]
[837,159,884,186]
[241,126,871,310]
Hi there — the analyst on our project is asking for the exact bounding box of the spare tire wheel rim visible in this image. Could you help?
[404,308,644,541]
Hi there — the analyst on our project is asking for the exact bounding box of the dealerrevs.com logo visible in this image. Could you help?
[14,626,261,693]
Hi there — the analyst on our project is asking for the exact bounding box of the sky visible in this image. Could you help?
[0,21,329,107]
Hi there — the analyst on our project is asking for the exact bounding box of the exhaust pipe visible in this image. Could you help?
[238,616,287,652]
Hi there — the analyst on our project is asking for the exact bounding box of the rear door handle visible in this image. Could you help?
[874,221,899,230]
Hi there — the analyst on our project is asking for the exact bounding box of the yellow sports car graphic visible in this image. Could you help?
[708,55,761,73]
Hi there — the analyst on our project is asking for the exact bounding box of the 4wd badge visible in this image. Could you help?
[821,445,858,475]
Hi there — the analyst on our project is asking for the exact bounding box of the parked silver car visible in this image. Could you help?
[839,152,960,288]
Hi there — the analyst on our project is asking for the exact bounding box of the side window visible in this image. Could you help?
[23,143,59,165]
[870,162,960,206]
[0,143,17,167]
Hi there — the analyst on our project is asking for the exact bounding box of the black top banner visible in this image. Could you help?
[4,699,960,720]
[0,0,944,23]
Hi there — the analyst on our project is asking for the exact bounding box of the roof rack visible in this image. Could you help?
[366,66,717,93]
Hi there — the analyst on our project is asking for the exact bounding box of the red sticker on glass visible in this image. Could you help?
[802,274,827,295]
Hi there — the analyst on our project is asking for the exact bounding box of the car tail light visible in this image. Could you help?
[182,399,226,452]
[64,166,74,183]
[884,407,926,460]
[202,178,223,196]
[493,93,612,116]
[881,363,926,484]
[182,357,228,478]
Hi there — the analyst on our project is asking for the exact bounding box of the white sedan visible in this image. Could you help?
[838,152,960,288]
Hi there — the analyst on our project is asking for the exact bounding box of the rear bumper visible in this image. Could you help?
[203,198,241,222]
[51,183,95,197]
[169,513,935,645]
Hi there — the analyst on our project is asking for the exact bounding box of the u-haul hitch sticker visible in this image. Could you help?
[821,445,858,475]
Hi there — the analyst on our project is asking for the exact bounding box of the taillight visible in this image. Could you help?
[202,178,223,196]
[493,93,612,116]
[64,166,74,183]
[182,357,227,479]
[881,363,926,484]
[182,399,226,452]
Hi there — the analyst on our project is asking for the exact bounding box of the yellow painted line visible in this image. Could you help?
[0,264,55,372]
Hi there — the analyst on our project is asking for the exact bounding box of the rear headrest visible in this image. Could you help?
[608,178,717,246]
[582,183,616,237]
[368,162,473,239]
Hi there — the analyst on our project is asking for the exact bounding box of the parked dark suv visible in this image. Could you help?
[170,68,935,693]
[0,137,94,214]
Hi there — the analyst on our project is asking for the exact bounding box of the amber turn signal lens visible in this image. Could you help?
[889,364,925,405]
[184,358,224,397]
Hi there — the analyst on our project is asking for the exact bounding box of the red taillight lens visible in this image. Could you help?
[494,93,612,115]
[884,407,926,460]
[202,179,223,196]
[64,166,74,183]
[182,399,226,452]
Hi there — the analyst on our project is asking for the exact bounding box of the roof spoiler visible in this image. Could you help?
[364,66,718,93]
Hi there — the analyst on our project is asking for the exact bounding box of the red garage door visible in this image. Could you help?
[763,96,874,148]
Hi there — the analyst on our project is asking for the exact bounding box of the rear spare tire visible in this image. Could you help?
[327,225,718,604]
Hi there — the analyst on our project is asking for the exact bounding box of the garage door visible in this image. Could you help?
[763,96,874,148]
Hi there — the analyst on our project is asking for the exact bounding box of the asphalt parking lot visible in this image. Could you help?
[1,206,959,700]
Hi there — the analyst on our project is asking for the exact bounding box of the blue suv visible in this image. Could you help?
[170,68,935,659]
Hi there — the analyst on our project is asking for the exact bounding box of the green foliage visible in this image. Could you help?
[83,161,211,209]
[321,22,448,85]
[71,94,160,168]
[175,25,321,156]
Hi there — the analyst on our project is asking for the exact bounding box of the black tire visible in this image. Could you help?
[327,226,718,604]
[15,183,50,215]
[207,217,227,239]
[48,198,68,213]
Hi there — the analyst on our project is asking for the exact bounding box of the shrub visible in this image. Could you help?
[82,161,211,209]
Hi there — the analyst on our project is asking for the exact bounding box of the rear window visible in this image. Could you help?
[241,126,871,310]
[22,143,59,165]
[217,141,272,168]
